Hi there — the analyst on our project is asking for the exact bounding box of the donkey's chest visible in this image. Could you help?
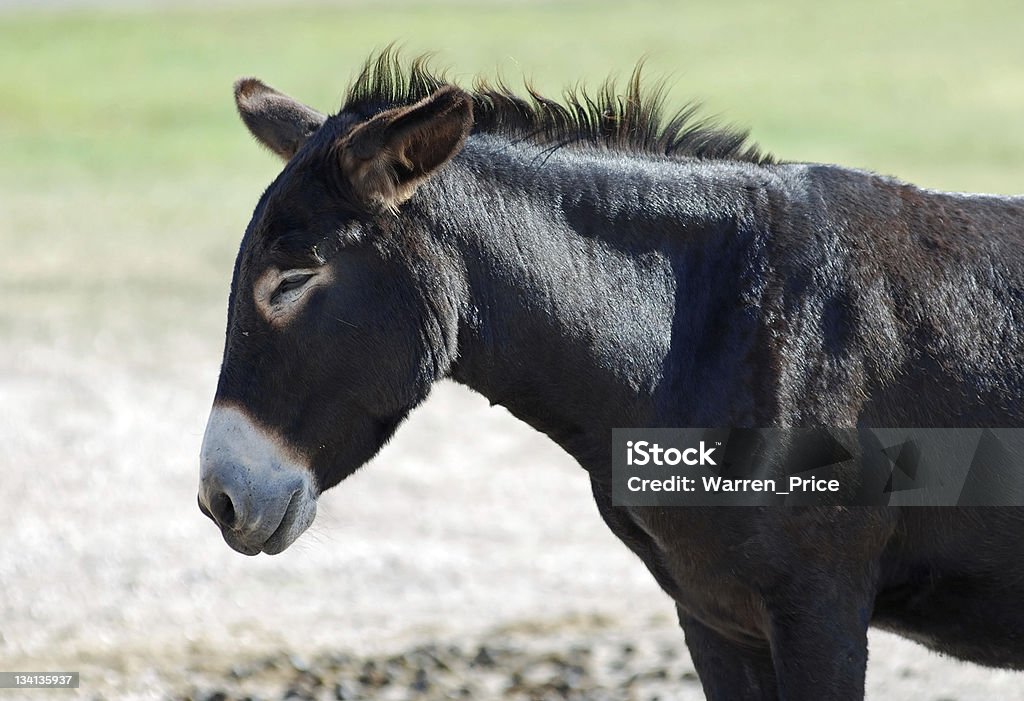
[590,492,773,642]
[628,507,774,638]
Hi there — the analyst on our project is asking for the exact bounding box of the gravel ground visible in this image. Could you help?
[173,618,702,701]
[2,322,1024,700]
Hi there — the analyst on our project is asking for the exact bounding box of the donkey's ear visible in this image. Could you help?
[339,85,473,210]
[234,78,327,161]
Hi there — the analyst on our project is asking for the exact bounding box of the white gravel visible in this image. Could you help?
[2,325,1023,700]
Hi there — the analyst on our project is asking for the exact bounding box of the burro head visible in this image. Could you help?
[198,75,473,555]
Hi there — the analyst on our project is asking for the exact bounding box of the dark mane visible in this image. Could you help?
[341,50,774,165]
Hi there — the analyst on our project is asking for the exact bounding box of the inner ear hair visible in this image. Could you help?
[338,86,474,211]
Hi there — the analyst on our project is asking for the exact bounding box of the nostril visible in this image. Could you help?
[211,490,237,529]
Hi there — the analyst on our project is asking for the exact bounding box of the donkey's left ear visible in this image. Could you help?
[338,86,474,210]
[234,78,327,161]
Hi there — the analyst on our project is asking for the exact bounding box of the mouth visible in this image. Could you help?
[261,489,309,555]
[203,480,319,556]
[212,486,318,557]
[222,530,263,557]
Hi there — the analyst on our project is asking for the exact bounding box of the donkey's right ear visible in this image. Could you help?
[337,86,473,211]
[234,78,327,161]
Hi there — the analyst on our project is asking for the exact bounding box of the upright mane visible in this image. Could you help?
[341,50,774,165]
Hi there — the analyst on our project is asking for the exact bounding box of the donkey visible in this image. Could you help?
[198,52,1024,700]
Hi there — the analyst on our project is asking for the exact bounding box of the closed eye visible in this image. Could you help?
[272,272,315,303]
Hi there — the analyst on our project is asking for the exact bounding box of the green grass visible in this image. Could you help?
[1,0,1022,339]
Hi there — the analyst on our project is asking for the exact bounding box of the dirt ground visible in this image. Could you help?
[1,319,1023,700]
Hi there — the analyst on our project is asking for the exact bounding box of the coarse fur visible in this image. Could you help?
[201,52,1024,700]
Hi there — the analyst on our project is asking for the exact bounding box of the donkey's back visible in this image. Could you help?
[763,163,1024,428]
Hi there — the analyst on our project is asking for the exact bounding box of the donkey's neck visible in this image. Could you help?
[424,140,775,471]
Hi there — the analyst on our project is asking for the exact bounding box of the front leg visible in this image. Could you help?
[679,508,886,700]
[765,589,870,701]
[679,607,779,701]
[684,592,870,701]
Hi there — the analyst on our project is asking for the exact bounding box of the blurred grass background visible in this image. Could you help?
[0,0,1022,343]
